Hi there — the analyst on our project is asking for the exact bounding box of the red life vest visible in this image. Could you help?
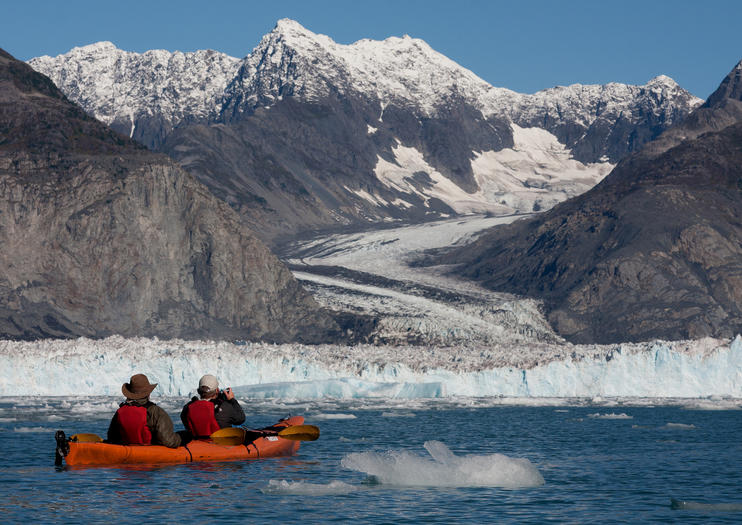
[185,400,220,438]
[116,404,152,445]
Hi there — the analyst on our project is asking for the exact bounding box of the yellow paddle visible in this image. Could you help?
[275,424,320,441]
[70,433,104,443]
[210,427,246,446]
[209,424,320,445]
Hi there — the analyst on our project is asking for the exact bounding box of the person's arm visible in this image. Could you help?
[106,412,121,444]
[215,389,246,427]
[147,405,182,448]
[180,399,194,430]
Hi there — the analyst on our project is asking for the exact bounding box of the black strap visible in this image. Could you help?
[54,430,69,466]
[184,443,194,463]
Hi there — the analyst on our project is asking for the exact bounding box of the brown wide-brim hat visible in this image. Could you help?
[122,373,157,399]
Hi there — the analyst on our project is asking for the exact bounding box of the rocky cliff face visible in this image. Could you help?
[0,48,339,342]
[436,60,742,344]
[29,20,702,239]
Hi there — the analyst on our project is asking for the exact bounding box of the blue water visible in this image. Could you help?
[1,397,741,523]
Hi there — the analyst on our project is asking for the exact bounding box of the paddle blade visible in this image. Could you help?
[70,433,103,443]
[210,427,246,446]
[277,425,320,441]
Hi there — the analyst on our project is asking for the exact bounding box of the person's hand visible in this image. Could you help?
[224,387,234,400]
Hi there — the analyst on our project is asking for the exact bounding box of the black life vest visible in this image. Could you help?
[116,404,152,445]
[185,399,220,438]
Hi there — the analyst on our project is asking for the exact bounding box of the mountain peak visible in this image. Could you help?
[71,41,118,54]
[269,18,333,46]
[646,74,679,89]
[705,58,742,107]
[274,18,309,32]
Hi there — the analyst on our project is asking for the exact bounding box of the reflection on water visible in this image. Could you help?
[1,398,742,523]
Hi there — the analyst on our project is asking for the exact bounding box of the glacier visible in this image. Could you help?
[3,214,739,402]
[1,335,740,399]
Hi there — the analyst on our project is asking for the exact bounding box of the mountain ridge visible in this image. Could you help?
[28,20,702,239]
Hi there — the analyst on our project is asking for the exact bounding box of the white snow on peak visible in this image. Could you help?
[647,74,679,88]
[28,19,701,146]
[68,41,118,54]
[29,41,241,129]
[228,18,513,114]
[227,19,702,126]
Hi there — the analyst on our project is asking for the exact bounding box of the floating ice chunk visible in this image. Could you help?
[261,480,359,495]
[662,423,696,430]
[341,440,544,488]
[683,400,741,410]
[381,412,416,418]
[13,426,49,433]
[311,413,357,420]
[587,412,633,419]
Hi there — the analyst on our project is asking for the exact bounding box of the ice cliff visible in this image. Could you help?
[1,335,740,398]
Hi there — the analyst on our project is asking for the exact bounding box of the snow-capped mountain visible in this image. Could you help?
[29,42,240,148]
[223,19,698,163]
[29,20,702,238]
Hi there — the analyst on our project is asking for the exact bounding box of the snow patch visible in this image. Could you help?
[371,126,613,216]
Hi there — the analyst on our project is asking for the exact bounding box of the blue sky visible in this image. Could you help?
[3,0,741,98]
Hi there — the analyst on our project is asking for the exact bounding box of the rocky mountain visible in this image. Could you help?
[0,48,339,342]
[435,60,742,344]
[30,20,702,239]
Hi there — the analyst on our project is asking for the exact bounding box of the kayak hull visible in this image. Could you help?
[62,416,303,466]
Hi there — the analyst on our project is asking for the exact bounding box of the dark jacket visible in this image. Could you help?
[180,393,246,431]
[107,398,182,448]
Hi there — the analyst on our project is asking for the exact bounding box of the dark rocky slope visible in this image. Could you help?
[161,94,513,239]
[0,49,339,342]
[436,60,742,344]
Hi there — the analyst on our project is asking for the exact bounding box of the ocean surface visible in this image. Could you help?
[2,397,741,523]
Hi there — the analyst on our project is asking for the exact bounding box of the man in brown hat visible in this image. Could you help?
[107,373,181,448]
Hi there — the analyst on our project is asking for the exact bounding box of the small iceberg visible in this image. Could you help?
[341,440,544,488]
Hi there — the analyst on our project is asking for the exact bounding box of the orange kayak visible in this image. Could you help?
[56,416,304,467]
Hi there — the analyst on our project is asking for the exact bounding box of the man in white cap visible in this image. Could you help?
[180,374,246,438]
